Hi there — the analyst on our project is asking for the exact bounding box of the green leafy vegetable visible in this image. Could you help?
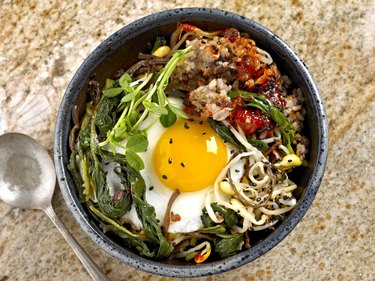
[207,118,245,150]
[69,45,195,260]
[121,164,173,258]
[91,111,132,218]
[246,137,269,152]
[214,233,244,258]
[102,224,157,258]
[199,225,226,234]
[201,203,239,228]
[89,205,140,238]
[95,95,121,136]
[67,151,85,202]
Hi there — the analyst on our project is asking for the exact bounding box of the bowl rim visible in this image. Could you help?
[54,7,329,277]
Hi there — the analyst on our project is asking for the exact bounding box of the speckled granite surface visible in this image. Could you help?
[0,0,374,280]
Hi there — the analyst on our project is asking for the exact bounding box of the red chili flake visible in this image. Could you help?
[170,212,181,222]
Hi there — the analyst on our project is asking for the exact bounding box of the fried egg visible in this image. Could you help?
[117,97,240,233]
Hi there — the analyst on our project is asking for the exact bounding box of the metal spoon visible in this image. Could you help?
[0,132,110,281]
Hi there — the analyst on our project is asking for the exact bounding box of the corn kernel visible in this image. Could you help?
[230,198,244,209]
[276,154,302,170]
[241,177,250,184]
[152,46,171,58]
[219,181,235,195]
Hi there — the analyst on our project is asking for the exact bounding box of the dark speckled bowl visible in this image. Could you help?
[54,8,328,277]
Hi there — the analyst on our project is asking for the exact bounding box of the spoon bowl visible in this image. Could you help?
[0,133,55,209]
[0,132,110,281]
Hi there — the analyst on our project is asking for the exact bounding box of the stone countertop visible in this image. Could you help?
[0,0,374,280]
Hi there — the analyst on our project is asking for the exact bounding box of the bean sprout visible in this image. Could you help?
[205,120,298,231]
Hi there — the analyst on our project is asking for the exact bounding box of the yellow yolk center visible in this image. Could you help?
[152,119,227,192]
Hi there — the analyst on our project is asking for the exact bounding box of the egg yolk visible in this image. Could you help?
[152,119,227,192]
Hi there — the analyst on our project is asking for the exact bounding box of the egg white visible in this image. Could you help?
[109,97,242,233]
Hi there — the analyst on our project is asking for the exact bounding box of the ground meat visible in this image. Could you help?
[171,37,237,91]
[170,26,309,160]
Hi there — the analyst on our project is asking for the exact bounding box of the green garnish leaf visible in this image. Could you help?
[120,91,138,103]
[126,134,148,152]
[104,79,115,90]
[119,73,132,89]
[114,123,128,140]
[168,103,189,119]
[125,150,145,171]
[103,87,124,97]
[142,100,168,115]
[160,106,177,128]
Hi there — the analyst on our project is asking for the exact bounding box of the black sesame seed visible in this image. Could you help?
[189,118,194,122]
[199,120,203,125]
[162,175,168,179]
[149,186,154,190]
[202,132,206,135]
[230,149,234,154]
[181,162,186,167]
[235,169,240,173]
[288,159,292,162]
[184,122,190,129]
[168,158,172,164]
[169,138,173,144]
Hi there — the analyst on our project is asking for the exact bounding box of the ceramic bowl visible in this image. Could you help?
[54,8,328,277]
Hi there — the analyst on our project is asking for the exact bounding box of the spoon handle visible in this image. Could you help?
[43,204,111,281]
